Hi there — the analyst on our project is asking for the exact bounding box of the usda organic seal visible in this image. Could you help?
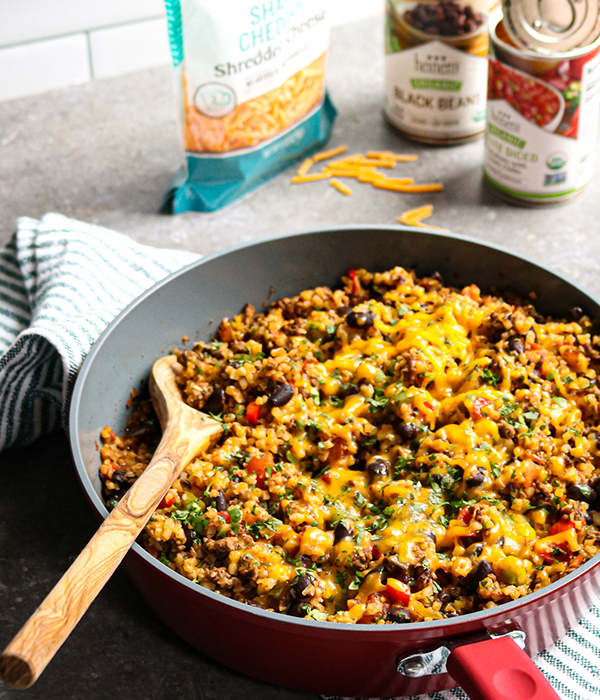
[546,153,567,170]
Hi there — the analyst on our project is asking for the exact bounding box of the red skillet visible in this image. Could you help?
[67,227,600,699]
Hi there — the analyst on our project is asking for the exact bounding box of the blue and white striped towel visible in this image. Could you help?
[0,213,198,453]
[0,213,598,699]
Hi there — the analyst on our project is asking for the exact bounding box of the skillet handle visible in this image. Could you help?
[447,636,561,700]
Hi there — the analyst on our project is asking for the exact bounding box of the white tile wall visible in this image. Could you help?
[89,17,171,80]
[0,33,90,103]
[0,0,165,48]
[0,0,383,103]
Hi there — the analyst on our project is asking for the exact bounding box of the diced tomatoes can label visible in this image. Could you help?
[385,1,499,144]
[484,9,600,203]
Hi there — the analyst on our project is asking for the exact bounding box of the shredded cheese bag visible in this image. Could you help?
[164,0,336,212]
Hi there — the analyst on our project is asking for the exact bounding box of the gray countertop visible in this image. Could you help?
[0,15,598,700]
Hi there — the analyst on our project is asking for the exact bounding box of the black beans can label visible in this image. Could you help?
[484,9,600,203]
[385,1,498,143]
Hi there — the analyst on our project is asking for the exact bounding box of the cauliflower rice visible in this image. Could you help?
[100,266,600,625]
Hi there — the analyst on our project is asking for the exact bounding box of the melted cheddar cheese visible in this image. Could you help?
[100,266,600,625]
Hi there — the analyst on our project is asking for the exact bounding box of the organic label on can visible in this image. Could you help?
[484,14,600,201]
[385,1,497,142]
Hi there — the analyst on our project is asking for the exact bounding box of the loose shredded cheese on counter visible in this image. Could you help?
[291,147,443,196]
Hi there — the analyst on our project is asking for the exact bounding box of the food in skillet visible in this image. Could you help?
[100,267,600,624]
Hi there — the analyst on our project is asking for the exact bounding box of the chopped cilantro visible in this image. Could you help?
[232,352,265,364]
[366,388,390,414]
[354,491,367,508]
[481,367,501,386]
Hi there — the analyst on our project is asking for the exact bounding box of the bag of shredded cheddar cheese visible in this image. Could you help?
[163,0,336,212]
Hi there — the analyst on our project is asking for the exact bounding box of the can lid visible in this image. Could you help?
[502,0,600,52]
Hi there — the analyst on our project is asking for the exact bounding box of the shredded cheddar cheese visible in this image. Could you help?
[291,147,443,197]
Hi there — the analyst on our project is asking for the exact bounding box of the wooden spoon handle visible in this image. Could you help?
[0,424,216,689]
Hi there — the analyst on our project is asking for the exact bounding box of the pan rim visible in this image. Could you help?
[69,223,600,635]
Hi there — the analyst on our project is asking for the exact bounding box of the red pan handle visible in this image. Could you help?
[447,636,561,700]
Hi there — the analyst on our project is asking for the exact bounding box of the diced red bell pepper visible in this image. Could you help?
[423,400,434,411]
[246,452,274,488]
[471,397,492,420]
[371,544,382,561]
[218,511,231,523]
[246,401,260,426]
[386,578,411,606]
[348,269,359,294]
[549,519,576,536]
[542,541,573,564]
[159,491,176,509]
[458,506,473,524]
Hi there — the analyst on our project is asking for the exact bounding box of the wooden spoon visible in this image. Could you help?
[0,355,222,689]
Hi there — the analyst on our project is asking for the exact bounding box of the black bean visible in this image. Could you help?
[566,483,597,503]
[183,526,195,549]
[383,557,412,585]
[460,532,483,548]
[345,384,360,397]
[367,456,390,480]
[299,555,313,568]
[412,568,432,592]
[507,337,524,355]
[215,489,228,512]
[404,1,483,35]
[292,575,313,600]
[471,593,484,611]
[350,458,366,472]
[584,511,593,525]
[466,560,493,593]
[438,590,451,611]
[363,563,387,583]
[334,522,354,544]
[112,469,128,484]
[466,468,486,488]
[346,310,375,329]
[269,383,294,407]
[204,387,225,415]
[495,535,505,548]
[471,544,484,558]
[288,601,311,617]
[337,305,352,317]
[231,475,241,483]
[395,421,418,442]
[386,605,412,623]
[569,307,584,322]
[434,569,451,587]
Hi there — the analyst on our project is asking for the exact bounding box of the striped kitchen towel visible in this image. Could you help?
[0,213,199,453]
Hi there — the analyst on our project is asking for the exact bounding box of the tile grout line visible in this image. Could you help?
[85,31,94,81]
[0,15,166,53]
